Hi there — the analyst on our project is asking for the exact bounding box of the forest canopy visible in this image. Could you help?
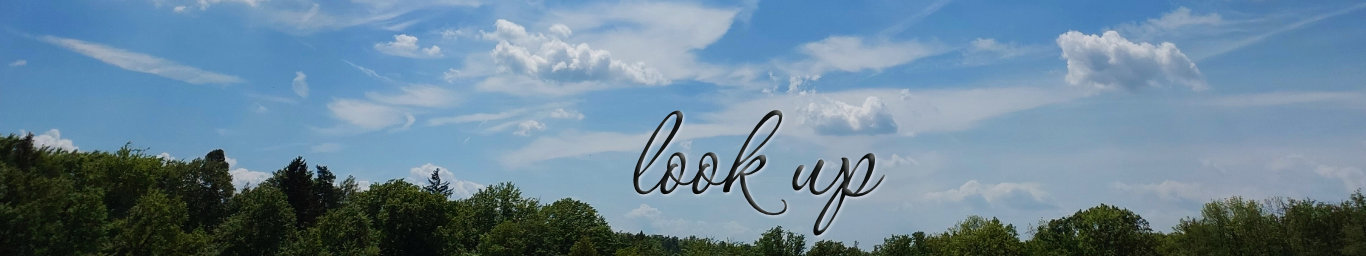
[3,133,1366,255]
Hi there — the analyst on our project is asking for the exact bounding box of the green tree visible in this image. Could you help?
[570,236,600,256]
[165,149,235,232]
[354,180,451,256]
[871,234,913,256]
[214,185,296,256]
[0,160,108,255]
[423,167,452,198]
[1168,197,1288,255]
[448,182,541,251]
[808,240,865,256]
[542,198,614,255]
[756,226,806,256]
[1028,204,1159,255]
[941,215,1022,256]
[105,190,210,255]
[479,219,552,255]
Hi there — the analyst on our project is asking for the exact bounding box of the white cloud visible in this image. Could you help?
[923,180,1049,205]
[626,204,662,218]
[802,96,898,136]
[230,167,271,190]
[311,143,344,153]
[429,111,521,126]
[374,34,443,58]
[962,38,1040,66]
[1112,180,1211,202]
[344,60,394,82]
[364,84,458,108]
[546,2,751,87]
[1315,165,1366,191]
[1113,7,1223,41]
[159,0,479,34]
[1267,154,1366,192]
[326,98,414,131]
[292,71,308,98]
[483,19,668,87]
[882,154,920,169]
[548,108,584,120]
[405,163,485,198]
[794,36,938,74]
[157,152,175,161]
[40,35,243,85]
[1056,31,1206,91]
[21,129,78,152]
[8,59,26,67]
[1205,91,1366,108]
[222,155,270,190]
[512,120,546,136]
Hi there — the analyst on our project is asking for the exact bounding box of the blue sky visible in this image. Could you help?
[3,0,1366,247]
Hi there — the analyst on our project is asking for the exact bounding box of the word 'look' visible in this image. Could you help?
[634,110,885,235]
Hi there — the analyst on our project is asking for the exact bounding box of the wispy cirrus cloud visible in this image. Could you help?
[39,35,243,85]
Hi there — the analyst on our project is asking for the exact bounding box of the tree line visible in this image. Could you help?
[3,133,1366,255]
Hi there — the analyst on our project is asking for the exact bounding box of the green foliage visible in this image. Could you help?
[1167,197,1288,255]
[756,226,806,256]
[0,161,108,255]
[542,198,615,255]
[355,180,451,256]
[570,236,600,256]
[808,240,866,256]
[447,182,540,251]
[214,185,297,256]
[1029,204,1159,256]
[938,215,1023,256]
[479,219,552,255]
[8,134,1366,256]
[423,167,452,197]
[871,234,914,256]
[106,189,210,255]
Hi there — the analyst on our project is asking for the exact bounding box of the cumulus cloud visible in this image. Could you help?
[923,180,1050,208]
[21,129,78,152]
[405,163,485,198]
[8,59,26,67]
[483,19,668,86]
[223,157,269,190]
[802,96,898,135]
[626,203,662,218]
[230,168,271,190]
[364,84,458,108]
[292,71,308,98]
[1056,31,1206,91]
[326,98,414,131]
[39,35,243,85]
[157,152,175,161]
[512,120,546,136]
[374,34,443,58]
[795,36,937,74]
